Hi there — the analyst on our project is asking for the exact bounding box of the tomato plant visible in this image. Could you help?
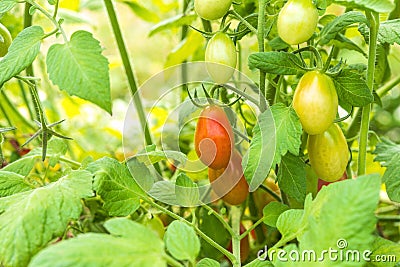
[0,0,399,266]
[194,104,234,169]
[205,32,237,84]
[292,70,338,135]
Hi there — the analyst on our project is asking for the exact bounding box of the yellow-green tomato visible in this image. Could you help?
[277,0,319,45]
[292,71,338,135]
[308,124,348,182]
[194,0,232,21]
[205,32,237,84]
[0,23,12,57]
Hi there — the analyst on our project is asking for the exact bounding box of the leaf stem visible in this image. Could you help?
[258,0,268,112]
[143,198,237,264]
[239,215,264,240]
[164,254,184,267]
[377,75,400,97]
[230,10,258,35]
[259,184,282,202]
[358,11,379,176]
[26,0,68,42]
[201,203,235,237]
[231,205,241,267]
[103,0,161,174]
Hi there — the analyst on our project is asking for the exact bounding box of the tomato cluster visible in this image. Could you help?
[195,105,249,205]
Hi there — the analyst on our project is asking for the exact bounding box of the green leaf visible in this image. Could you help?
[263,201,290,227]
[198,207,230,260]
[243,110,276,191]
[274,174,380,266]
[244,260,274,267]
[88,157,145,216]
[2,156,36,176]
[277,153,306,203]
[0,0,17,13]
[165,31,204,68]
[121,1,160,23]
[332,70,373,107]
[366,236,400,267]
[126,157,155,191]
[333,0,395,13]
[0,171,32,197]
[381,154,400,202]
[374,44,391,85]
[319,11,368,45]
[248,52,303,75]
[360,19,400,45]
[276,208,307,245]
[150,13,197,37]
[46,30,111,114]
[0,26,44,86]
[30,218,166,267]
[373,138,400,166]
[0,170,93,267]
[270,104,302,166]
[299,174,380,266]
[175,173,199,206]
[134,145,187,166]
[165,220,200,261]
[197,258,220,267]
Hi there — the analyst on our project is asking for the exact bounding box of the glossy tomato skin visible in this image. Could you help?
[277,0,319,45]
[208,150,249,205]
[205,32,237,84]
[308,124,348,182]
[0,23,12,57]
[293,71,338,135]
[194,0,232,21]
[195,105,234,169]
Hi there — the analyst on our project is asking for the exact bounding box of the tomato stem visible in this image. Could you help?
[231,205,242,267]
[258,0,268,111]
[358,11,379,176]
[143,198,237,263]
[230,10,258,35]
[103,0,162,174]
[164,254,184,267]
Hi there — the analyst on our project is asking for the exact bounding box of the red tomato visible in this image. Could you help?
[208,150,249,205]
[317,172,348,191]
[195,105,234,170]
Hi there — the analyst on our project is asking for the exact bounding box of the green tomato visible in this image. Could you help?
[277,0,318,45]
[0,23,12,57]
[194,0,232,21]
[308,124,348,182]
[292,71,338,135]
[205,32,237,84]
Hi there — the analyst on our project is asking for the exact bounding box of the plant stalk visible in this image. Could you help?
[103,0,161,173]
[358,11,379,176]
[258,0,267,112]
[231,205,242,267]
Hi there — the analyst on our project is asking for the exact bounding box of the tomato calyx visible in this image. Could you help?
[187,84,242,109]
